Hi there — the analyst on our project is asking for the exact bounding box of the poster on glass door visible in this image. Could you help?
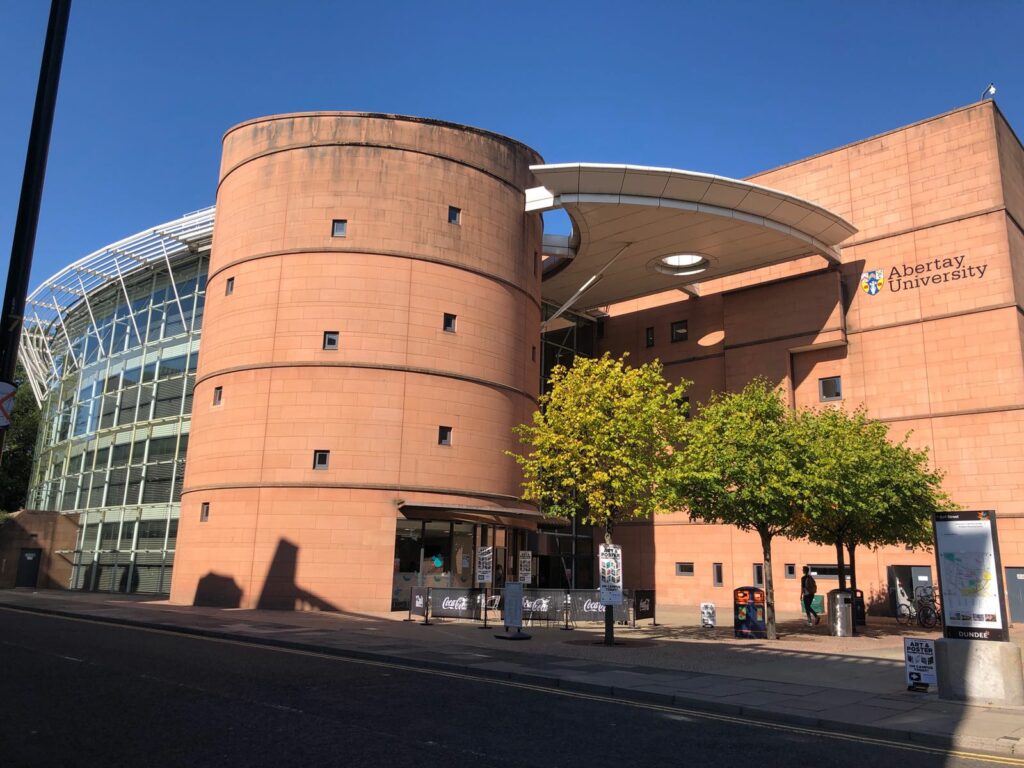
[518,550,533,583]
[476,546,493,585]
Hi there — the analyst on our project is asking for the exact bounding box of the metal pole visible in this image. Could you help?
[0,0,73,387]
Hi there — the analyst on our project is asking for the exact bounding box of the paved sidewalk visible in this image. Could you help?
[2,589,1023,758]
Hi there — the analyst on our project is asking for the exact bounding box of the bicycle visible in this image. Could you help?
[896,585,941,629]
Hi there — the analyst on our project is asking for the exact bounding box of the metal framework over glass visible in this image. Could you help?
[19,207,215,403]
[22,208,214,595]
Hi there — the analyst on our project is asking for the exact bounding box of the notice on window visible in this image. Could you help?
[476,546,493,585]
[904,638,937,687]
[518,550,532,583]
[933,511,1008,641]
[598,544,623,606]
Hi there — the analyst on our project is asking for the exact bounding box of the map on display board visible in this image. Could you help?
[933,511,1008,641]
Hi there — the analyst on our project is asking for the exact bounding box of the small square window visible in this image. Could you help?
[313,450,330,470]
[819,376,842,401]
[332,219,348,238]
[785,563,797,579]
[671,320,688,343]
[713,562,724,587]
[443,313,457,333]
[323,331,340,350]
[448,206,461,225]
[212,386,223,406]
[438,426,452,446]
[675,562,694,576]
[200,502,210,522]
[225,277,234,296]
[645,327,655,348]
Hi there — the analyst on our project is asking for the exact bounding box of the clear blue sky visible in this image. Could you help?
[2,1,1023,289]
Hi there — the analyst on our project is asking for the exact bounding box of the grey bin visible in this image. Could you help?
[827,589,854,637]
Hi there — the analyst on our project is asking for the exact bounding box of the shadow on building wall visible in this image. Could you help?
[256,539,338,611]
[194,572,243,608]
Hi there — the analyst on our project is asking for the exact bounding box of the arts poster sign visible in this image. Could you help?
[933,510,1009,641]
[476,546,493,585]
[598,544,623,606]
[904,638,937,688]
[518,550,533,583]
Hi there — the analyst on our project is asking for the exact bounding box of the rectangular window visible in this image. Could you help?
[200,502,210,522]
[819,376,842,401]
[448,206,461,225]
[645,327,655,348]
[753,563,765,587]
[443,313,457,333]
[212,386,223,406]
[807,564,840,579]
[671,320,688,343]
[313,450,330,470]
[713,562,724,587]
[785,563,796,579]
[323,331,340,350]
[675,562,694,576]
[332,219,348,238]
[438,426,453,446]
[225,277,234,296]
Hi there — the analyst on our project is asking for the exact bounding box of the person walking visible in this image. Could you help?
[801,566,820,625]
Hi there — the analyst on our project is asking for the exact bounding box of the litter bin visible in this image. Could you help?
[827,589,853,637]
[853,588,866,627]
[733,586,768,639]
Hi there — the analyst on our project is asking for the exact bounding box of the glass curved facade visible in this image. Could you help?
[23,212,212,594]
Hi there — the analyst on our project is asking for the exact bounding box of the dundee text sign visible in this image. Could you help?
[933,511,1009,641]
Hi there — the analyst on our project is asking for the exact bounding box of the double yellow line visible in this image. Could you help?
[6,605,1023,766]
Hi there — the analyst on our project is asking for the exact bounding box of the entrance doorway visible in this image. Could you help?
[1007,567,1024,623]
[15,548,42,588]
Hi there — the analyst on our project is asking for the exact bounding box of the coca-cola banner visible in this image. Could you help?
[569,590,621,622]
[516,589,564,623]
[634,590,655,622]
[430,588,483,620]
[410,587,429,618]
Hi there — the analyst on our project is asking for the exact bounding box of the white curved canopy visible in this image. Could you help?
[529,163,856,310]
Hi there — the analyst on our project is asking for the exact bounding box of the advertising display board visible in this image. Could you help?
[933,511,1009,641]
[634,590,655,622]
[700,602,717,628]
[503,582,524,629]
[598,544,623,606]
[518,550,533,583]
[410,587,429,618]
[476,546,493,586]
[904,638,937,688]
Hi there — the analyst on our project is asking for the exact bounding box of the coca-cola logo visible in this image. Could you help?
[442,597,469,610]
[583,600,606,613]
[639,599,650,611]
[524,598,550,611]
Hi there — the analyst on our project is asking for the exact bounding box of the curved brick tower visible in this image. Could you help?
[171,113,542,611]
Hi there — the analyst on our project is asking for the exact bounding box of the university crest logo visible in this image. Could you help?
[860,269,885,296]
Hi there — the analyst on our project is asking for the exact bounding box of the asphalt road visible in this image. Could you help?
[0,608,1012,768]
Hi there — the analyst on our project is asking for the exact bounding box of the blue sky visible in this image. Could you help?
[2,1,1023,289]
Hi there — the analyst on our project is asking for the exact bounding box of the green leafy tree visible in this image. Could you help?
[672,378,799,640]
[791,407,955,610]
[509,353,689,644]
[0,362,41,512]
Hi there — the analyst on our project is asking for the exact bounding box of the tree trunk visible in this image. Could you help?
[847,541,859,635]
[604,521,615,646]
[760,530,777,640]
[835,539,847,591]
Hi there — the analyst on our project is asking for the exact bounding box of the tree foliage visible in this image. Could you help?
[509,353,689,531]
[790,406,955,591]
[671,378,799,639]
[1,363,40,513]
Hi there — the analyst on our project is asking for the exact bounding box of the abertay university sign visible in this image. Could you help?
[860,254,987,296]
